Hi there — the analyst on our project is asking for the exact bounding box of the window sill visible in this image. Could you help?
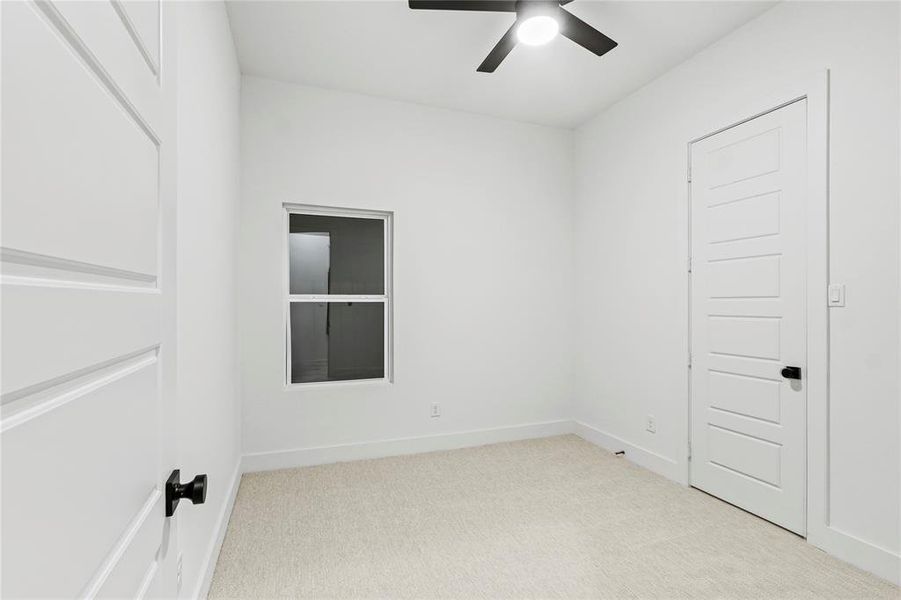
[284,377,392,391]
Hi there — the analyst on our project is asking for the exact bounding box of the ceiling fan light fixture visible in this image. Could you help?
[516,15,559,46]
[408,0,618,72]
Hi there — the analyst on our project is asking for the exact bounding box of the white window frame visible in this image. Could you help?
[283,203,394,388]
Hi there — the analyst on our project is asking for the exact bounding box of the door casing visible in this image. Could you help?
[685,71,829,544]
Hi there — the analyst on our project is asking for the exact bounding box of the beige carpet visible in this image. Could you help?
[209,435,899,599]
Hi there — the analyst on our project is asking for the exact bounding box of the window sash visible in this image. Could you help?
[283,204,393,387]
[288,295,387,302]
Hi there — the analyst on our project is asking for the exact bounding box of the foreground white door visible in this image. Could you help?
[689,100,807,535]
[2,1,178,596]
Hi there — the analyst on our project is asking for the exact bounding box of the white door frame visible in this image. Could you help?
[685,71,829,544]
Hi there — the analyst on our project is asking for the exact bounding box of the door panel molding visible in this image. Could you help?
[1,348,158,430]
[1,285,160,395]
[81,488,162,599]
[109,0,161,76]
[1,247,158,287]
[32,0,161,143]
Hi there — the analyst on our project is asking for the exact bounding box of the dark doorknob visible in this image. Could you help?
[165,469,207,517]
[781,366,801,380]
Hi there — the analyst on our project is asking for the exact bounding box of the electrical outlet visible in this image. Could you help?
[176,552,183,591]
[430,403,441,418]
[646,416,657,434]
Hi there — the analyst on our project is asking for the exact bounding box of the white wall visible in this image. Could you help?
[175,3,242,597]
[573,0,899,582]
[239,76,574,463]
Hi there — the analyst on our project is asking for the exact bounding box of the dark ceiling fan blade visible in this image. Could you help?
[558,9,617,56]
[477,21,518,72]
[408,0,516,12]
[558,0,576,4]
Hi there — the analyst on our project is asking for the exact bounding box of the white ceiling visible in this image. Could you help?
[226,1,776,128]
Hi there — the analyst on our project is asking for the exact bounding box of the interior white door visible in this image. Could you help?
[1,0,178,597]
[689,100,807,535]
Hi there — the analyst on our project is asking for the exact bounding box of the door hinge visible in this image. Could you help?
[687,257,693,273]
[688,441,692,460]
[688,354,692,369]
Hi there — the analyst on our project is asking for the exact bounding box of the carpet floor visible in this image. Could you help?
[209,435,899,599]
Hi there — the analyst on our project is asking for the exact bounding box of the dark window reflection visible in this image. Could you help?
[290,302,385,383]
[289,214,384,295]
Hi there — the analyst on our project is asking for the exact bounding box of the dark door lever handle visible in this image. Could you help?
[781,366,801,380]
[165,469,207,517]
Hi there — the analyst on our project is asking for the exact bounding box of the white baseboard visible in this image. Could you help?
[193,461,242,599]
[573,421,685,484]
[809,524,901,586]
[242,419,575,473]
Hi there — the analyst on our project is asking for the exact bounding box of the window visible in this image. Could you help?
[285,205,392,386]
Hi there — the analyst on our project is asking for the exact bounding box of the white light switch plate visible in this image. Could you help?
[828,284,845,307]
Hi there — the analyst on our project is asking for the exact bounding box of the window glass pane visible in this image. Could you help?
[290,302,385,383]
[289,214,384,295]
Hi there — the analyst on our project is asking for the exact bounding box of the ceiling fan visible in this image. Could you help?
[408,0,618,73]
